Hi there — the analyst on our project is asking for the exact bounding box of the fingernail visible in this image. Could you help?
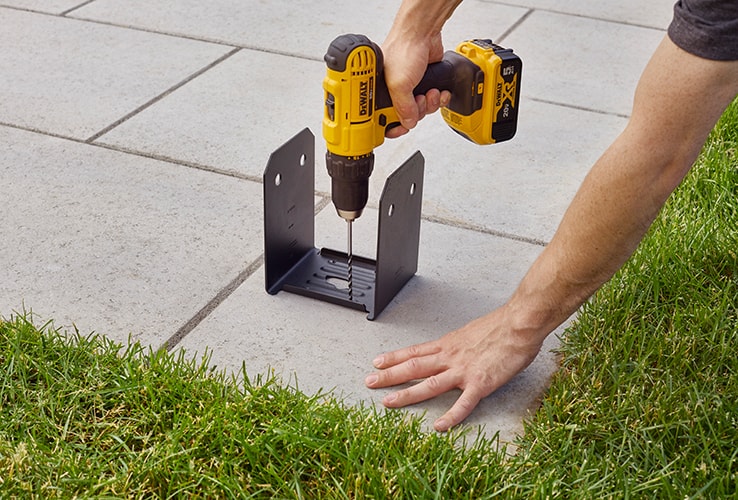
[434,419,449,432]
[365,374,378,386]
[372,355,384,367]
[383,393,397,405]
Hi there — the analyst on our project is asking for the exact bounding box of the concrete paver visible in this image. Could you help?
[69,0,529,60]
[1,126,265,347]
[96,50,627,242]
[0,8,230,140]
[374,99,628,242]
[495,0,675,28]
[503,10,666,115]
[0,0,83,14]
[0,0,677,443]
[96,49,326,180]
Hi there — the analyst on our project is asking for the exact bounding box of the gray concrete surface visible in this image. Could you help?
[1,0,675,444]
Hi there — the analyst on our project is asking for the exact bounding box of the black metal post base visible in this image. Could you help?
[263,128,424,320]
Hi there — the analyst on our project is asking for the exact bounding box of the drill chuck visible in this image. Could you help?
[326,151,374,222]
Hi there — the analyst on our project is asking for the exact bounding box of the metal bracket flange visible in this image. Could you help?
[264,128,424,320]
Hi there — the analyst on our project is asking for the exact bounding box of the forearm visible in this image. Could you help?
[506,131,680,337]
[505,36,738,342]
[366,28,737,435]
[388,0,463,41]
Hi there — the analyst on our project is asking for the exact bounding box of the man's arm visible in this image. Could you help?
[381,0,462,138]
[366,35,738,432]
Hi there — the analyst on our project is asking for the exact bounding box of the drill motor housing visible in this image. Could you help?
[322,33,522,221]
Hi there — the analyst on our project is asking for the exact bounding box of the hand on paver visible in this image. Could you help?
[373,0,738,431]
[368,33,738,431]
[365,306,543,432]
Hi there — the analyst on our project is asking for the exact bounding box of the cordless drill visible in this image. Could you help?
[322,34,522,294]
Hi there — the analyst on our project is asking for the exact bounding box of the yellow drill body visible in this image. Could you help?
[323,39,390,160]
[322,33,521,299]
[323,35,522,167]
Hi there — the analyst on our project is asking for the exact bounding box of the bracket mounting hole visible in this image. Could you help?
[299,154,306,167]
[274,173,282,186]
[388,204,395,217]
[410,183,416,195]
[326,276,349,290]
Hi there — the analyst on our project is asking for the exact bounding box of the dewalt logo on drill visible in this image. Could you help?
[358,79,370,116]
[351,75,374,121]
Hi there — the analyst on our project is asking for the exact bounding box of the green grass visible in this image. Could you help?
[510,98,738,497]
[2,99,736,498]
[0,319,508,498]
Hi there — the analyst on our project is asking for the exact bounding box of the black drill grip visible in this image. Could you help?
[374,56,454,112]
[413,59,456,95]
[375,50,483,123]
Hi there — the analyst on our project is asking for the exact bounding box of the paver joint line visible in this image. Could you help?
[161,255,265,353]
[86,47,242,143]
[529,97,631,120]
[60,0,96,17]
[497,8,534,43]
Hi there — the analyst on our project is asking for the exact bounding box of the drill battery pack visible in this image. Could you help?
[440,39,522,144]
[322,34,522,158]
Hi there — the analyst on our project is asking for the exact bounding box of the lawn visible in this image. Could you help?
[1,99,736,498]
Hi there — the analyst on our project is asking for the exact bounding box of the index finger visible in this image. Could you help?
[372,341,441,369]
[388,87,421,131]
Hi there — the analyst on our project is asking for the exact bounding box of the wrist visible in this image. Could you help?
[499,279,578,348]
[389,0,462,41]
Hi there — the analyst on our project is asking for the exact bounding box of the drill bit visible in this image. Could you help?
[347,219,353,301]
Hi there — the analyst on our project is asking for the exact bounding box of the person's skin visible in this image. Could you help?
[381,0,461,138]
[365,0,738,432]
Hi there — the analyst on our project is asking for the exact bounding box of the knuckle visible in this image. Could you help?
[406,357,422,372]
[407,344,423,357]
[425,375,443,391]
